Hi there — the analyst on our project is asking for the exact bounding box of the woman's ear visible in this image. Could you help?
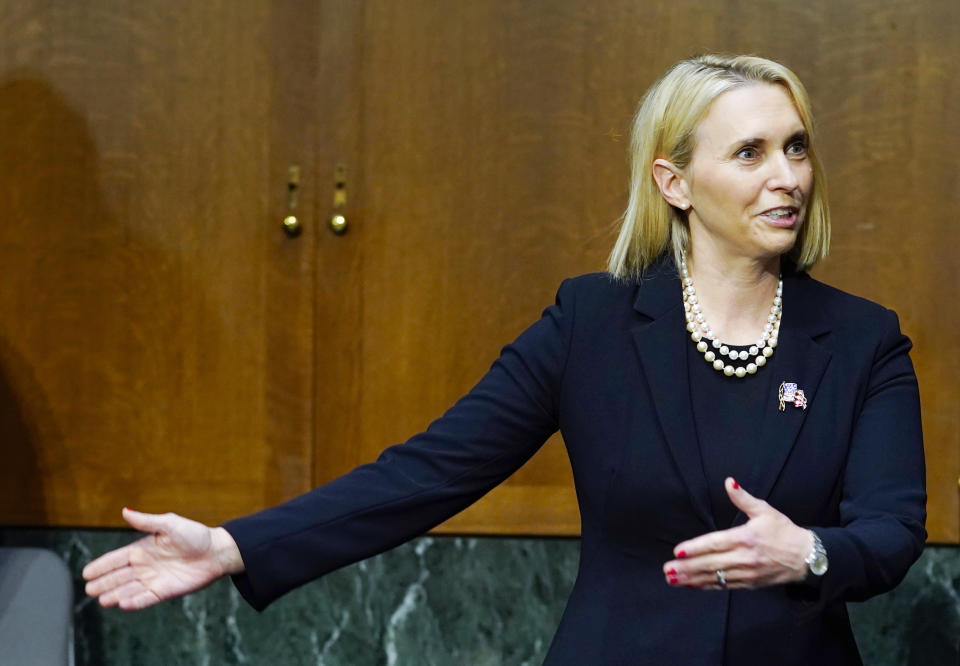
[652,158,691,210]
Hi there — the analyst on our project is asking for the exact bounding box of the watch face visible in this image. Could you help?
[811,553,828,576]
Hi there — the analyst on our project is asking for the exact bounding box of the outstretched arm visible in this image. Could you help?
[83,508,244,610]
[86,278,578,612]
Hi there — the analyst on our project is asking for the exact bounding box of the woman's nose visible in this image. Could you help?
[766,152,802,192]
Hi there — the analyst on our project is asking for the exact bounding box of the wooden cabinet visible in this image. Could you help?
[0,2,316,526]
[0,0,956,542]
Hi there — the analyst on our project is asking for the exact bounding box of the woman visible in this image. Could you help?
[84,54,925,664]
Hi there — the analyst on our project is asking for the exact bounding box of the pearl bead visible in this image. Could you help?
[774,296,782,306]
[738,350,749,361]
[728,349,739,360]
[712,339,721,349]
[687,322,696,332]
[767,314,777,323]
[685,312,695,322]
[692,304,702,313]
[735,367,746,378]
[691,331,702,342]
[749,346,758,355]
[705,351,716,362]
[769,337,778,349]
[764,323,773,332]
[685,286,695,295]
[713,359,724,371]
[763,346,773,357]
[756,355,767,367]
[720,345,729,355]
[697,341,708,352]
[746,363,757,374]
[695,313,705,323]
[761,331,770,340]
[683,277,693,286]
[723,365,734,376]
[688,295,698,304]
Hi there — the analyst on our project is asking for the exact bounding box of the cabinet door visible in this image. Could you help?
[0,1,317,526]
[312,0,958,540]
[313,1,624,535]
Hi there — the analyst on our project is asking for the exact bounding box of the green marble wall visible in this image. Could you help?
[0,528,957,665]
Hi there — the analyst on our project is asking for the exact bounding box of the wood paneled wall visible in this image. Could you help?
[0,0,956,542]
[0,2,317,526]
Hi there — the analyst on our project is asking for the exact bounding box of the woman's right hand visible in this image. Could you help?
[82,508,244,610]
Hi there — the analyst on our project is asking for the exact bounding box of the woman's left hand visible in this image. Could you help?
[662,477,813,589]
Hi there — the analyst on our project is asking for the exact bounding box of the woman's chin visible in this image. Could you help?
[758,224,801,257]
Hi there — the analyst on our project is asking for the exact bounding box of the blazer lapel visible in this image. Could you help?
[736,271,833,523]
[631,259,717,531]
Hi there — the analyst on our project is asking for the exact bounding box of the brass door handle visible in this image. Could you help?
[282,166,302,237]
[283,215,301,237]
[329,214,347,235]
[330,164,348,235]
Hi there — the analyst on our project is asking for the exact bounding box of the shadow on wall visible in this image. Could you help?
[0,75,107,527]
[0,341,52,527]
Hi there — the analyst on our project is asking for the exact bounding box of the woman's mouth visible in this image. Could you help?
[760,206,799,228]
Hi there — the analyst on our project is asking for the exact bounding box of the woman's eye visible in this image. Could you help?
[736,146,759,160]
[787,141,808,156]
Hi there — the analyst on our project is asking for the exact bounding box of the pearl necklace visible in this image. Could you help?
[680,258,782,379]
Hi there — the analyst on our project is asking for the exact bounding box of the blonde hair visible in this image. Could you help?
[607,54,830,279]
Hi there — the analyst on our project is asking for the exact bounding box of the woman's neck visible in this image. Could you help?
[685,251,781,346]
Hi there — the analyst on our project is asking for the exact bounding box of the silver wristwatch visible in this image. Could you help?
[805,530,828,576]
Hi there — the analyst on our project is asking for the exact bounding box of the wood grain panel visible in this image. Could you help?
[1,0,953,542]
[0,1,316,526]
[314,0,958,540]
[807,0,960,543]
[312,0,366,500]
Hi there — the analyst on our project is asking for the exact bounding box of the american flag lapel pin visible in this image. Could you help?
[778,381,807,411]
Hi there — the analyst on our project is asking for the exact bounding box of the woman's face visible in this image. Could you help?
[682,83,813,265]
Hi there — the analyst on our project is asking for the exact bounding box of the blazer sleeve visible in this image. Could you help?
[222,279,576,611]
[810,308,927,604]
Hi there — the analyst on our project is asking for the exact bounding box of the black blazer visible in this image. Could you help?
[225,257,926,665]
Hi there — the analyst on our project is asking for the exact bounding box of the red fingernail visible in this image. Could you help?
[667,568,677,575]
[668,577,679,585]
[732,479,739,489]
[677,550,687,559]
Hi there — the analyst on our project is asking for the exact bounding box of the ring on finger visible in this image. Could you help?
[715,569,727,588]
